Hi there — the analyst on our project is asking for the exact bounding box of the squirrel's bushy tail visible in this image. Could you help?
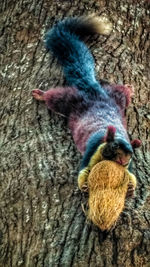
[45,15,112,97]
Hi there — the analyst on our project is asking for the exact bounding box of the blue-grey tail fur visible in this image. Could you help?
[45,17,108,98]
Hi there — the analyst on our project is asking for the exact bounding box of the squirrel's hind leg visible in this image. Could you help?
[32,89,45,101]
[32,87,81,117]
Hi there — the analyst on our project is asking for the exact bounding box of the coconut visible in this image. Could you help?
[87,160,130,231]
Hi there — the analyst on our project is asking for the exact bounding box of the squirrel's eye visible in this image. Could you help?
[113,144,118,150]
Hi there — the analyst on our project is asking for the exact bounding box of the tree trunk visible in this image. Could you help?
[0,0,149,266]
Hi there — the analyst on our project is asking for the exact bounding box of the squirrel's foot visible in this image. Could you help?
[81,201,89,216]
[32,89,45,101]
[126,182,135,198]
[81,184,89,192]
[124,84,134,95]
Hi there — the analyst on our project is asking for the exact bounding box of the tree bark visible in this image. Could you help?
[0,0,149,266]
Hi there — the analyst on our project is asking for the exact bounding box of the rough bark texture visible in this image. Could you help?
[0,0,150,266]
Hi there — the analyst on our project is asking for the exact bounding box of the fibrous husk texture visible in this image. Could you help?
[88,160,129,231]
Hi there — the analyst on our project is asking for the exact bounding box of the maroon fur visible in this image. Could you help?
[32,83,140,154]
[103,126,116,142]
[131,139,142,148]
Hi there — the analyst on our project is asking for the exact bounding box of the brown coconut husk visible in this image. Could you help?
[87,160,129,231]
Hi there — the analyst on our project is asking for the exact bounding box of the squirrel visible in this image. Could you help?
[32,15,141,197]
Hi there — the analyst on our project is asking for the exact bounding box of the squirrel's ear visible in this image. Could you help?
[131,139,142,149]
[104,125,116,142]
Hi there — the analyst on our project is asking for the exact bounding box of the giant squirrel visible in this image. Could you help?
[32,15,141,228]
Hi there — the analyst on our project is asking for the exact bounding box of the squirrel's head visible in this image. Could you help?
[102,126,141,165]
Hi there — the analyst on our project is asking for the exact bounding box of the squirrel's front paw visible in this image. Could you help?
[126,182,135,198]
[78,176,88,192]
[78,177,87,191]
[81,183,89,192]
[78,168,89,191]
